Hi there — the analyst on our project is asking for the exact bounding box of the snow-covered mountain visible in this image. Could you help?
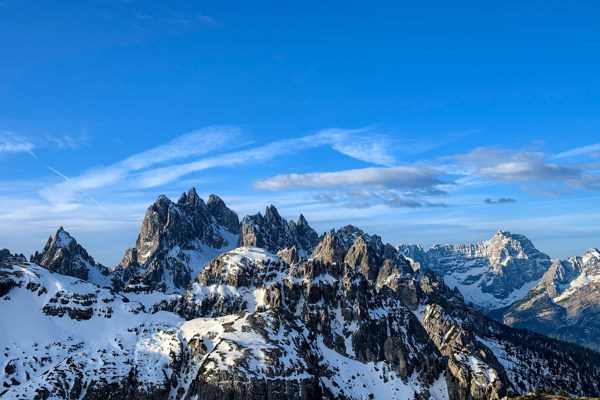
[398,230,551,312]
[2,188,600,399]
[3,246,599,399]
[504,248,600,351]
[1,252,447,399]
[113,188,239,293]
[31,227,112,287]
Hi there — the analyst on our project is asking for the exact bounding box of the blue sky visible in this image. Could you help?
[1,1,599,266]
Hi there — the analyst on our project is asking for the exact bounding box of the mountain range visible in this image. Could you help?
[1,188,599,399]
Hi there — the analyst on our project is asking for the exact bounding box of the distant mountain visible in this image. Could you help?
[398,230,551,312]
[504,248,600,351]
[2,188,600,399]
[113,188,239,292]
[31,227,111,287]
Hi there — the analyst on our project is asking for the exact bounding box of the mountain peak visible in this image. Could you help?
[118,190,239,292]
[265,204,281,220]
[207,194,240,234]
[207,193,224,206]
[239,206,318,256]
[408,230,551,311]
[585,247,600,257]
[311,232,346,265]
[177,187,202,207]
[297,213,308,226]
[31,228,110,285]
[55,226,74,247]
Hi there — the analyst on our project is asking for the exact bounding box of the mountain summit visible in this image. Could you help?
[398,230,551,311]
[31,226,111,287]
[113,188,239,292]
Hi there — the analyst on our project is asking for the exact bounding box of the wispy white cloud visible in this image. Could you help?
[553,142,600,159]
[38,126,410,216]
[134,9,217,28]
[0,130,37,158]
[254,165,450,209]
[40,126,241,204]
[46,166,112,215]
[255,143,600,208]
[133,128,397,187]
[315,128,397,166]
[46,133,90,150]
[1,130,94,158]
[195,12,217,26]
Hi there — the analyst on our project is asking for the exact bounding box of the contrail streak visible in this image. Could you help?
[47,166,112,215]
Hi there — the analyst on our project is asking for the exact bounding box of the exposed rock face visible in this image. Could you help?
[207,194,240,234]
[311,232,346,265]
[1,250,447,400]
[375,257,420,309]
[344,231,397,281]
[0,249,26,263]
[181,309,328,400]
[30,227,111,287]
[422,304,506,400]
[182,246,446,397]
[0,262,178,400]
[289,214,320,254]
[114,188,239,292]
[413,270,600,399]
[238,205,320,257]
[504,248,600,350]
[313,225,398,279]
[398,230,551,311]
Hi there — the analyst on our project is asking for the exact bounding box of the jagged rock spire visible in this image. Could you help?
[114,188,240,292]
[238,205,320,256]
[177,187,203,208]
[31,227,110,285]
[207,194,240,234]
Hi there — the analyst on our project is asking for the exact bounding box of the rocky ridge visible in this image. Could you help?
[504,248,600,351]
[238,205,320,257]
[0,249,26,263]
[398,230,551,312]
